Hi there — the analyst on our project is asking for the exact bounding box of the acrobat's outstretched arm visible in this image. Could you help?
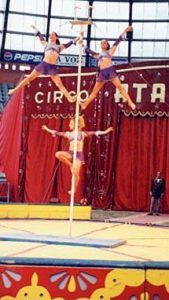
[42,125,66,137]
[85,126,114,137]
[83,46,99,59]
[31,25,47,47]
[95,126,114,136]
[58,36,80,52]
[109,26,132,56]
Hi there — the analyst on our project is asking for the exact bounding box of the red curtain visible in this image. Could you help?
[23,117,86,204]
[114,116,169,212]
[0,63,169,212]
[22,80,118,206]
[0,89,23,184]
[14,69,118,206]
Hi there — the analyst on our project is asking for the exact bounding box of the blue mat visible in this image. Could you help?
[0,233,126,248]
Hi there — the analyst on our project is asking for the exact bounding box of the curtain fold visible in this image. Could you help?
[114,116,169,212]
[0,89,23,185]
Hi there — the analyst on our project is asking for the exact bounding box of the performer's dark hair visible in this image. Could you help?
[106,40,110,50]
[53,32,60,45]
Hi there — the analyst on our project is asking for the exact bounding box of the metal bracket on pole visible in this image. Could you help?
[70,20,93,26]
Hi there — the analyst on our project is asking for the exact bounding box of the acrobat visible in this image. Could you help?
[8,25,79,103]
[42,116,113,194]
[81,26,136,110]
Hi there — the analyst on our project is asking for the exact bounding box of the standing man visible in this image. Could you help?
[148,171,165,216]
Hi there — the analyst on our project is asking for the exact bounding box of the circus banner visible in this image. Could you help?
[22,61,169,118]
[116,60,169,117]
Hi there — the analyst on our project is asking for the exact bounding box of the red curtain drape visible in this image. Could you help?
[0,89,23,184]
[82,83,119,209]
[23,117,86,204]
[14,69,118,206]
[22,80,118,206]
[114,116,169,212]
[0,64,169,212]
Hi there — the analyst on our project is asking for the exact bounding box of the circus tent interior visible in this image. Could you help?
[0,0,168,211]
[0,1,169,299]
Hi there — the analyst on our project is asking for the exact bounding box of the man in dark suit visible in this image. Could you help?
[148,171,165,216]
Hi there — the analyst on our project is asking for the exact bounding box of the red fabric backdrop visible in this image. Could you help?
[114,116,169,212]
[0,62,169,212]
[0,89,23,183]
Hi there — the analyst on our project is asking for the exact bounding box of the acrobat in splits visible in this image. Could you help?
[42,116,113,194]
[81,26,136,110]
[9,25,79,103]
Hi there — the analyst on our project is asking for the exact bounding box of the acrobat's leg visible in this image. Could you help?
[73,160,82,192]
[80,81,104,109]
[69,159,82,194]
[8,69,40,95]
[112,77,136,110]
[55,151,73,168]
[51,75,76,103]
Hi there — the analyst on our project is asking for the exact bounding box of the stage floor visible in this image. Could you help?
[0,215,169,262]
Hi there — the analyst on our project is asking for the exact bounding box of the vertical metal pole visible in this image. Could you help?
[69,26,83,237]
[86,1,94,67]
[46,0,52,39]
[128,0,133,63]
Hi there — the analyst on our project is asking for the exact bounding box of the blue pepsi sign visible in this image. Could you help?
[2,50,43,64]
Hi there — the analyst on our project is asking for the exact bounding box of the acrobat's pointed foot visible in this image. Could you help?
[118,101,137,113]
[129,102,136,111]
[80,102,88,110]
[68,190,75,195]
[68,95,77,103]
[8,89,15,96]
[79,106,85,115]
[122,100,137,111]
